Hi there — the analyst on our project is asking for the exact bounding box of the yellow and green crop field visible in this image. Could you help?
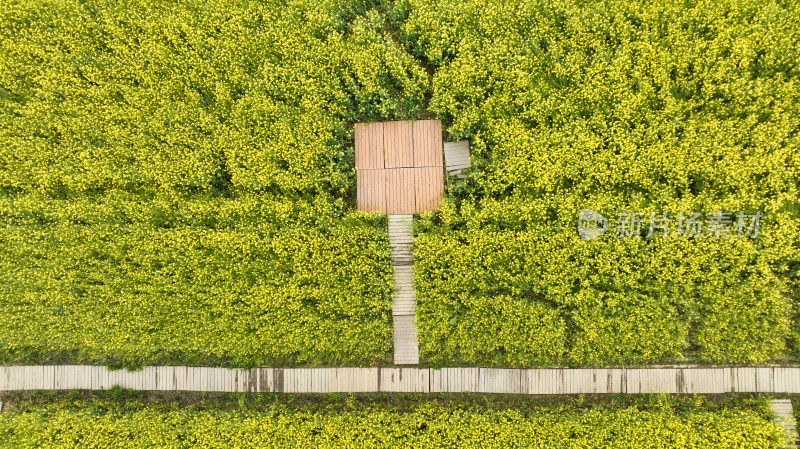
[1,0,799,367]
[0,0,426,367]
[402,0,800,366]
[0,392,788,448]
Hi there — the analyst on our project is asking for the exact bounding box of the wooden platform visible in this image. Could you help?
[355,120,444,214]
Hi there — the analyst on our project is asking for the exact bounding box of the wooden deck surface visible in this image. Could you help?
[355,120,444,214]
[444,140,470,174]
[389,215,418,364]
[7,365,800,394]
[356,169,386,213]
[383,121,413,168]
[354,122,384,169]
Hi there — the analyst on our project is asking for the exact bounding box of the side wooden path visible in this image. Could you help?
[771,399,799,448]
[6,366,800,394]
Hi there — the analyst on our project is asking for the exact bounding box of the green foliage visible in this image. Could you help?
[402,0,800,365]
[0,191,393,367]
[0,398,785,448]
[1,0,799,369]
[0,0,428,196]
[415,218,792,365]
[0,0,430,366]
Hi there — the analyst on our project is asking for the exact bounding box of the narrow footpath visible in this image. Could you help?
[388,214,419,364]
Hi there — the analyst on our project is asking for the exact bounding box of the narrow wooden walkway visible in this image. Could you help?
[389,215,418,365]
[7,366,800,394]
[771,399,799,448]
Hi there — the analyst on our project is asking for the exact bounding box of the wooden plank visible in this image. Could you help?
[393,306,416,312]
[755,367,773,393]
[415,166,444,212]
[776,367,799,393]
[445,165,470,173]
[138,367,154,391]
[255,368,267,392]
[22,366,40,390]
[84,366,96,390]
[733,367,755,393]
[386,168,415,214]
[637,368,675,394]
[444,140,469,158]
[554,369,564,394]
[394,301,416,308]
[219,368,232,392]
[234,369,244,393]
[356,169,368,211]
[254,368,262,392]
[394,289,415,295]
[354,122,367,169]
[371,122,385,169]
[394,265,412,277]
[0,367,10,391]
[446,160,471,167]
[43,366,56,391]
[446,164,471,172]
[59,366,74,390]
[412,120,443,167]
[200,367,211,392]
[527,369,542,395]
[182,367,195,392]
[93,366,109,391]
[683,368,726,394]
[361,368,379,392]
[173,366,186,391]
[444,140,471,175]
[105,368,116,391]
[354,122,384,169]
[52,366,63,390]
[445,152,470,162]
[357,169,387,213]
[384,121,413,168]
[380,368,402,392]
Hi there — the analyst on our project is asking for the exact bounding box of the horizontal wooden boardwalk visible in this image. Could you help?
[5,366,800,394]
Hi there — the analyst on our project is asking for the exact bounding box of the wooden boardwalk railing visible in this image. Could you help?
[5,366,800,394]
